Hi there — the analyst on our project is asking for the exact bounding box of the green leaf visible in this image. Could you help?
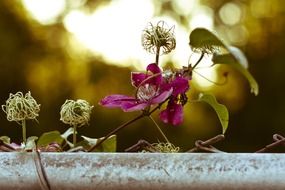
[98,135,116,152]
[78,135,117,152]
[212,50,259,96]
[190,28,259,96]
[0,136,11,144]
[189,28,227,53]
[25,136,38,150]
[198,93,229,134]
[37,131,64,147]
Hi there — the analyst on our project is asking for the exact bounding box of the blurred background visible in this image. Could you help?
[0,0,284,152]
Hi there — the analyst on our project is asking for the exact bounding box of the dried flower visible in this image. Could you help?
[142,142,180,153]
[2,91,40,122]
[142,21,176,55]
[60,99,93,127]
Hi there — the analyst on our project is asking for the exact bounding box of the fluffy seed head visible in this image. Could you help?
[142,21,176,55]
[2,91,40,122]
[60,99,93,127]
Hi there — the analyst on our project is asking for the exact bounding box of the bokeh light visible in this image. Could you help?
[219,2,242,26]
[22,0,66,24]
[63,0,155,68]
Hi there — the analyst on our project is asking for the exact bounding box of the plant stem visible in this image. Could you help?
[88,114,145,152]
[88,99,169,152]
[192,52,205,69]
[22,120,26,145]
[73,125,77,147]
[148,116,170,143]
[155,46,160,64]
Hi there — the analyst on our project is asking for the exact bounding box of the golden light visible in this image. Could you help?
[219,2,242,26]
[21,0,218,88]
[189,5,214,29]
[250,0,273,18]
[188,5,217,89]
[172,0,195,15]
[63,0,155,69]
[22,0,65,24]
[190,53,218,89]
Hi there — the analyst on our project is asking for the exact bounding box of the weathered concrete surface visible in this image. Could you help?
[0,153,284,189]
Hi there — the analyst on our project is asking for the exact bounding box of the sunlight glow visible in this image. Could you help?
[190,53,218,88]
[172,0,195,15]
[219,2,242,26]
[190,5,214,29]
[64,0,154,68]
[22,0,217,88]
[22,0,65,24]
[188,5,217,88]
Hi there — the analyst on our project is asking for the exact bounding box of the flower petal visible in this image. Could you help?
[147,63,161,74]
[146,63,162,85]
[121,102,148,112]
[159,102,183,125]
[169,76,189,96]
[99,95,136,108]
[151,88,173,104]
[131,72,147,87]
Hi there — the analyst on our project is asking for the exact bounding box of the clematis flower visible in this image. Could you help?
[159,74,190,126]
[100,63,173,112]
[100,63,191,126]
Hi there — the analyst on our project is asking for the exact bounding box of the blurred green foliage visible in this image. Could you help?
[0,0,285,152]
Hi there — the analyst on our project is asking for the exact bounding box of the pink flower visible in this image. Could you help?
[100,63,173,112]
[159,99,183,126]
[100,63,190,126]
[160,75,189,126]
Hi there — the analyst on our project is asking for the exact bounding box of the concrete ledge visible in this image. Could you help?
[0,153,285,189]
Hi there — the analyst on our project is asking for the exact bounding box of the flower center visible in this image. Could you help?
[137,84,158,101]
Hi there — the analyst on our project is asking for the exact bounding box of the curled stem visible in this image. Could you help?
[192,52,205,69]
[148,116,170,143]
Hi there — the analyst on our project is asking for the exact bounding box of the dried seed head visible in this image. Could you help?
[2,91,40,122]
[142,21,176,55]
[143,142,180,153]
[60,99,93,127]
